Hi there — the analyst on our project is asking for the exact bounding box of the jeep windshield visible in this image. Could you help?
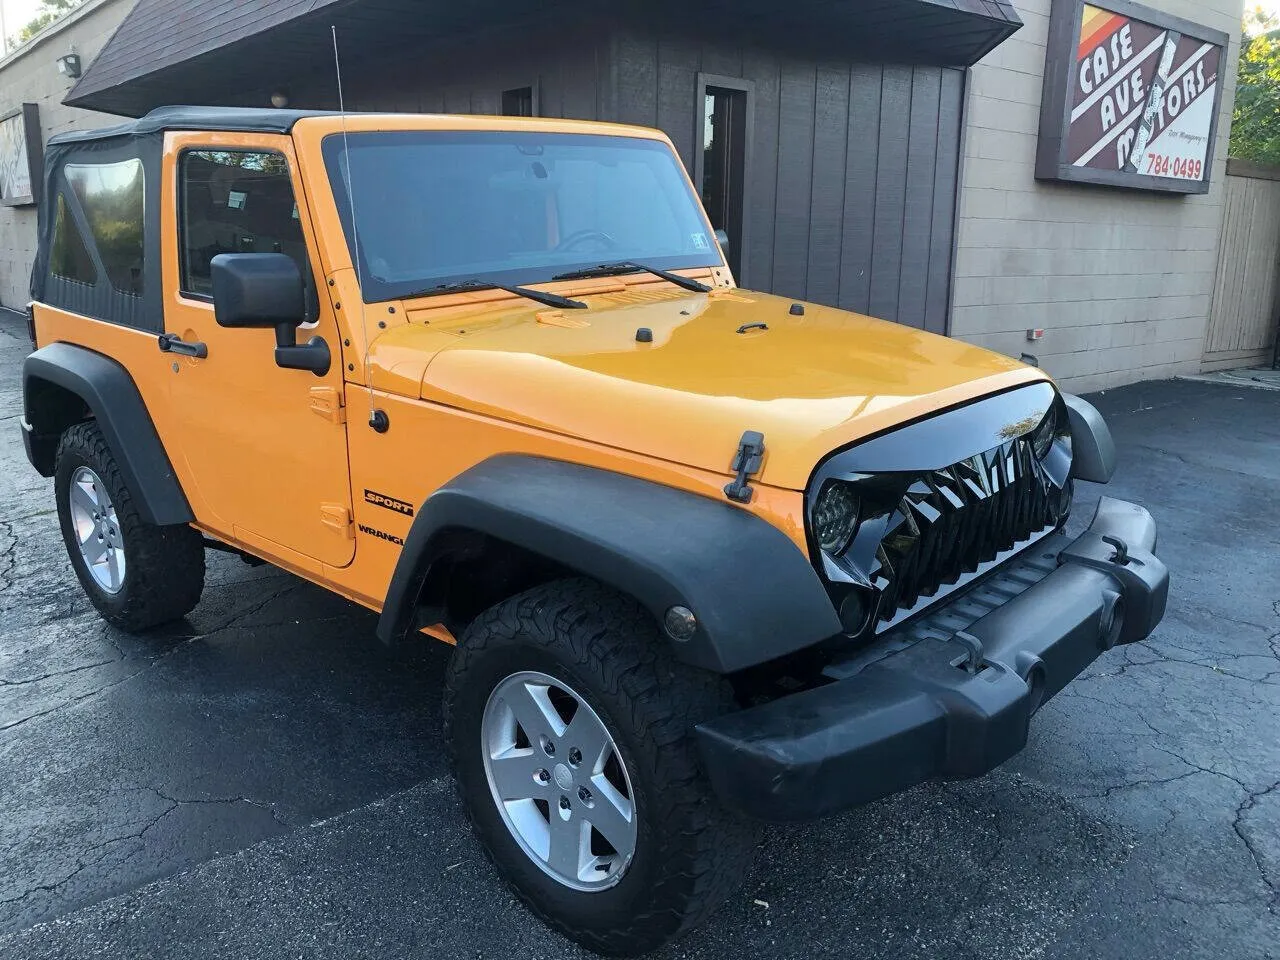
[322,130,722,304]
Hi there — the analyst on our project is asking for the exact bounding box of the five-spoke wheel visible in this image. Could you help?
[482,670,637,891]
[67,465,126,593]
[445,578,755,955]
[54,421,205,630]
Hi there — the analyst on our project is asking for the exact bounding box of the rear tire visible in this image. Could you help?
[444,578,755,956]
[55,421,205,631]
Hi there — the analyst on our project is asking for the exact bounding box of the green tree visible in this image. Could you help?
[11,0,84,48]
[1231,8,1280,164]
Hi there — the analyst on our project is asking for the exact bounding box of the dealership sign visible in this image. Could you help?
[1036,0,1228,194]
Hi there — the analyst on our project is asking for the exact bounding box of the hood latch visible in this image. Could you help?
[724,431,765,504]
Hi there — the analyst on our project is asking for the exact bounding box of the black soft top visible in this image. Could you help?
[34,105,337,330]
[47,105,337,146]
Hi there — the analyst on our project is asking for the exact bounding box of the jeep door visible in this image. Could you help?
[158,131,355,570]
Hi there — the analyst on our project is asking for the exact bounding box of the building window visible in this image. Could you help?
[63,159,145,296]
[50,193,96,285]
[502,86,536,117]
[179,150,307,297]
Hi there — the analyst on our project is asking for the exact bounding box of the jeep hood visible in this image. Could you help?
[406,288,1047,491]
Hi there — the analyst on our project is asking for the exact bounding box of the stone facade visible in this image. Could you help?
[951,0,1244,392]
[0,0,130,310]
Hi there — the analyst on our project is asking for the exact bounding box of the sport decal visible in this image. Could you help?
[364,489,415,517]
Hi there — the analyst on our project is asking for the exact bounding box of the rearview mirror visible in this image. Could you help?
[210,253,304,329]
[210,253,330,376]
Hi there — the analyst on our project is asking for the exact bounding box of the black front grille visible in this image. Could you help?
[866,437,1068,621]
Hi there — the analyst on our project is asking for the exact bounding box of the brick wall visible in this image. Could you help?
[952,0,1244,392]
[0,0,131,310]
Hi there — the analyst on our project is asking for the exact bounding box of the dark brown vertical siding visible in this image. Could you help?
[538,70,563,119]
[699,45,743,78]
[656,38,701,170]
[443,87,472,114]
[615,34,658,127]
[303,21,965,331]
[868,66,912,323]
[289,23,614,124]
[925,69,965,334]
[358,62,418,111]
[806,65,850,308]
[839,64,883,315]
[897,67,942,329]
[741,49,779,292]
[771,64,816,298]
[420,86,444,113]
[560,37,607,120]
[470,88,500,116]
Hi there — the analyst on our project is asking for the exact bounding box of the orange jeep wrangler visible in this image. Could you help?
[20,106,1168,954]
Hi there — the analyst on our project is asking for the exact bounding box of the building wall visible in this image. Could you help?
[286,20,614,125]
[609,32,964,333]
[0,0,131,310]
[288,23,965,334]
[951,0,1243,393]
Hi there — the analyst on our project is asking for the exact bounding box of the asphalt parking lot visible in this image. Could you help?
[0,315,1277,959]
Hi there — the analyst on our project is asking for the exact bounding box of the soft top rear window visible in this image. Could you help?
[64,158,145,296]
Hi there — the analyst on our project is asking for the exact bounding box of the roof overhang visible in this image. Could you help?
[66,0,1022,118]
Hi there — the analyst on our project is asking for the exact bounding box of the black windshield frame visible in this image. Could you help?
[321,130,723,304]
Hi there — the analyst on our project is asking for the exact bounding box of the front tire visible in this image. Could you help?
[444,579,754,956]
[55,421,205,631]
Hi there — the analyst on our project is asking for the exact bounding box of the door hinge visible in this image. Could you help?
[723,430,765,504]
[320,503,353,539]
[309,385,345,424]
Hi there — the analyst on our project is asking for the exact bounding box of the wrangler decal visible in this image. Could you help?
[357,523,405,547]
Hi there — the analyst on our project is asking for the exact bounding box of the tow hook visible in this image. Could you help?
[949,630,986,675]
[723,430,765,504]
[1102,535,1130,565]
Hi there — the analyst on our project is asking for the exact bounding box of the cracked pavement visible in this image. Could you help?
[0,315,1276,959]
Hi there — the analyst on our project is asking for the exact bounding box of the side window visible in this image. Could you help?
[50,193,96,285]
[180,150,309,298]
[64,159,145,296]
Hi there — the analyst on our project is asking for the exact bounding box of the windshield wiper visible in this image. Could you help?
[552,262,712,293]
[402,279,587,309]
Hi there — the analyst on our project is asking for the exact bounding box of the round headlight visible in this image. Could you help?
[1031,404,1059,459]
[812,481,860,555]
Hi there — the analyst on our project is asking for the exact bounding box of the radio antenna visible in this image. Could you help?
[331,25,384,432]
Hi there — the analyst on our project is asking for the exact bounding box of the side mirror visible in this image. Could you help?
[211,253,304,328]
[210,253,330,376]
[714,228,730,257]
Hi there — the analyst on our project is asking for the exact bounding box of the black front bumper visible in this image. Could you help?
[696,496,1168,821]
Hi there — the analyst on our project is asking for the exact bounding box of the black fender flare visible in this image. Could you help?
[1064,394,1116,484]
[377,455,842,673]
[22,342,194,526]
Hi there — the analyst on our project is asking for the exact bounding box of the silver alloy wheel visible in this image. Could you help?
[68,466,126,594]
[481,670,638,892]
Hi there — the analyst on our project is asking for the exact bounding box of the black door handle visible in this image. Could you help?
[158,332,208,359]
